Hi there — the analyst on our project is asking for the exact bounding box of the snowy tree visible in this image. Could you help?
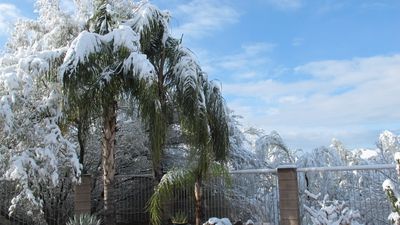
[255,131,295,168]
[60,1,158,224]
[377,131,400,164]
[0,1,81,222]
[122,1,230,187]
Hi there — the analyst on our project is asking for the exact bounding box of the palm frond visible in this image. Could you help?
[126,2,170,57]
[147,168,194,225]
[61,26,154,120]
[90,0,115,35]
[203,80,229,162]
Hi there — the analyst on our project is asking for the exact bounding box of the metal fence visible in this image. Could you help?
[297,165,396,225]
[92,171,279,225]
[0,165,396,225]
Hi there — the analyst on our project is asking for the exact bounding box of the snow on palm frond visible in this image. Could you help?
[61,25,151,79]
[122,51,155,81]
[172,45,205,111]
[126,1,170,46]
[203,80,229,162]
[62,31,103,69]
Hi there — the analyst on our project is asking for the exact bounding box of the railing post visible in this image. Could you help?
[277,165,300,225]
[74,174,92,215]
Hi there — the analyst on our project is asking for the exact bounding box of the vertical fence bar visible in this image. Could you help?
[277,165,300,225]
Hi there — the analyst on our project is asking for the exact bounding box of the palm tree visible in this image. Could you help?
[126,2,229,185]
[148,79,230,225]
[125,4,229,225]
[60,1,158,224]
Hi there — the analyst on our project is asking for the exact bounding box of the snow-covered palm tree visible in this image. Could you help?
[126,4,230,224]
[60,1,157,224]
[126,1,230,185]
[147,79,230,225]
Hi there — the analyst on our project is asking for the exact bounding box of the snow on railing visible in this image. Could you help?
[228,164,396,174]
[297,164,395,172]
[229,168,277,174]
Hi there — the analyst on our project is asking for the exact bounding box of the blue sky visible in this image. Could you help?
[1,0,400,150]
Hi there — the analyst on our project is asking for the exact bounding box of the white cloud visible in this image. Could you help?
[172,0,239,39]
[0,4,23,36]
[265,0,302,10]
[224,54,400,149]
[196,42,277,81]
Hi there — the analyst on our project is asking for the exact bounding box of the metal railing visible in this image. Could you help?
[92,171,279,225]
[1,164,396,225]
[297,164,396,225]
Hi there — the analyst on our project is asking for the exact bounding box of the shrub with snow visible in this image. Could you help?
[203,217,232,225]
[303,190,363,225]
[383,152,400,225]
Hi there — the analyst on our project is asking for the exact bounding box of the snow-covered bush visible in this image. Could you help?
[304,190,363,225]
[203,217,232,225]
[382,152,400,225]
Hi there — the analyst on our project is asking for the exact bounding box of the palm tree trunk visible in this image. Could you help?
[153,52,166,185]
[102,100,117,225]
[194,176,203,225]
[77,120,86,173]
[153,162,163,184]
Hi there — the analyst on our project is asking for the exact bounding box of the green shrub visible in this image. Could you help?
[66,214,101,225]
[171,211,188,224]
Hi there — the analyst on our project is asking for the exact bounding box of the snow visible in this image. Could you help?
[204,217,232,225]
[245,219,254,225]
[122,51,155,80]
[395,152,400,162]
[358,149,378,160]
[304,193,363,225]
[305,189,321,200]
[388,212,400,224]
[383,179,395,191]
[103,25,139,52]
[63,31,102,67]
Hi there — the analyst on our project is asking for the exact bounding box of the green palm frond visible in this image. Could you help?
[127,2,170,57]
[61,25,155,118]
[203,80,229,162]
[147,168,194,225]
[208,162,231,186]
[89,0,115,35]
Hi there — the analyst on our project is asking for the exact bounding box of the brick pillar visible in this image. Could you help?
[75,174,92,215]
[277,165,300,225]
